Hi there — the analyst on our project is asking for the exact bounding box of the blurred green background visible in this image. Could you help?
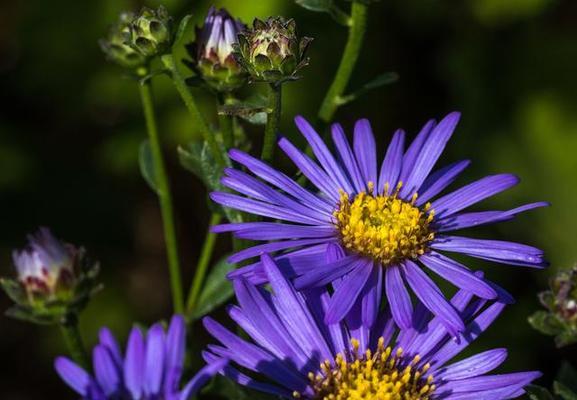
[1,0,576,398]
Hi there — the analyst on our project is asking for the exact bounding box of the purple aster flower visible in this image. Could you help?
[54,315,227,399]
[203,254,541,399]
[12,227,76,301]
[210,112,548,334]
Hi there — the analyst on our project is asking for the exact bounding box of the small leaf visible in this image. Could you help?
[175,14,193,44]
[337,72,399,106]
[218,96,270,125]
[528,310,564,336]
[557,362,577,393]
[139,140,162,195]
[0,278,26,304]
[5,305,57,325]
[191,257,235,319]
[296,0,333,12]
[555,381,577,400]
[527,385,555,400]
[526,385,555,400]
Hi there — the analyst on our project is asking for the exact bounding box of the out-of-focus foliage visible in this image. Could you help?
[530,266,577,347]
[1,0,577,398]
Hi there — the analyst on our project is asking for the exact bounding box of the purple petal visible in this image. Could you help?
[54,357,91,396]
[295,115,354,193]
[144,323,165,396]
[278,138,340,200]
[432,235,547,268]
[331,123,365,193]
[179,359,228,400]
[438,348,508,381]
[378,129,405,193]
[385,264,413,329]
[325,259,373,324]
[228,149,332,213]
[431,174,520,218]
[165,315,186,394]
[98,327,123,368]
[416,160,471,206]
[353,119,378,186]
[400,112,460,198]
[294,255,362,289]
[228,238,330,263]
[361,264,382,327]
[124,327,145,399]
[399,119,436,184]
[403,260,465,335]
[419,252,497,299]
[93,345,121,396]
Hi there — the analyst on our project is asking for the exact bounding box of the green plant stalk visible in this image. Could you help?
[161,54,226,168]
[217,93,234,149]
[60,316,89,369]
[139,78,185,314]
[261,83,282,163]
[317,2,368,124]
[186,212,222,313]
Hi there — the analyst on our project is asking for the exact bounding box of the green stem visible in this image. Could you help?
[161,54,226,168]
[60,316,89,369]
[139,77,184,314]
[261,83,282,163]
[317,2,368,124]
[217,93,234,149]
[186,212,222,313]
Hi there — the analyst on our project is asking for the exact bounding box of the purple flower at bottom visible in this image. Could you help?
[210,112,548,334]
[203,253,540,399]
[55,315,226,399]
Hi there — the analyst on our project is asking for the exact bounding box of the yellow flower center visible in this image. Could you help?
[298,338,435,400]
[334,182,435,265]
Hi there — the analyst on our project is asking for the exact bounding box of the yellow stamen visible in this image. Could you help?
[333,182,435,265]
[298,338,435,399]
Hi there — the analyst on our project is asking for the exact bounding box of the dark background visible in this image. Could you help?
[1,0,576,398]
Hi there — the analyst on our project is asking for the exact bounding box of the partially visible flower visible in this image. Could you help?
[126,6,173,58]
[211,113,547,334]
[1,228,100,324]
[234,17,312,84]
[55,315,227,399]
[204,254,540,399]
[99,12,147,70]
[529,266,577,347]
[185,7,247,92]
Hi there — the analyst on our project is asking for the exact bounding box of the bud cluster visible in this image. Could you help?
[100,6,173,70]
[234,17,312,84]
[1,228,100,325]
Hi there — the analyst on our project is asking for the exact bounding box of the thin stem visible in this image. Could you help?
[186,212,222,313]
[161,54,226,168]
[217,93,234,149]
[139,77,185,314]
[60,316,89,369]
[261,83,282,163]
[317,2,368,124]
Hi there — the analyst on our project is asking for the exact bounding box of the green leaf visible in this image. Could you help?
[178,141,223,191]
[191,257,235,319]
[528,310,564,336]
[337,72,399,106]
[139,140,162,195]
[526,385,555,400]
[218,100,269,126]
[557,362,577,393]
[295,0,333,12]
[0,278,26,304]
[4,305,58,325]
[174,14,193,44]
[202,374,281,400]
[555,381,577,400]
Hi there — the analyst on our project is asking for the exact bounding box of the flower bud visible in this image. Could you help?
[99,12,147,70]
[1,228,100,324]
[234,17,312,84]
[126,6,173,58]
[185,7,248,92]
